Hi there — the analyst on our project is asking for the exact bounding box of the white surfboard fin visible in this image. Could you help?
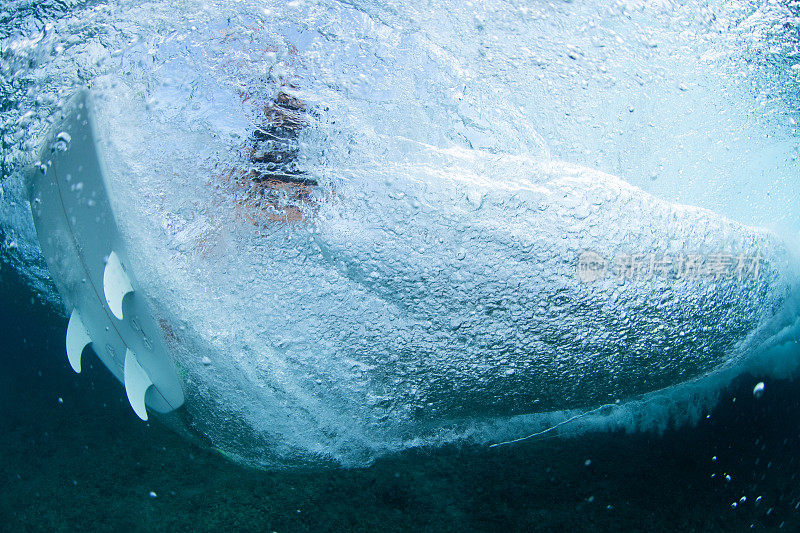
[124,348,153,421]
[103,251,133,320]
[66,310,91,373]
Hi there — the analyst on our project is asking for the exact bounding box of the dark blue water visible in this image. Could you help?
[3,253,800,531]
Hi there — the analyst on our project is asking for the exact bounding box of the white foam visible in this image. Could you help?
[2,0,800,467]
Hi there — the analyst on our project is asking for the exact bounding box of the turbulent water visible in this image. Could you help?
[2,0,800,468]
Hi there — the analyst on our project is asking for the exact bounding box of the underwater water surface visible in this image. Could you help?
[3,0,800,529]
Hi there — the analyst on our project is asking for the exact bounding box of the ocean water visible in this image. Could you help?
[3,0,800,529]
[4,254,800,530]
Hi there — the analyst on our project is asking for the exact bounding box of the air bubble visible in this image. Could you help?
[53,131,71,151]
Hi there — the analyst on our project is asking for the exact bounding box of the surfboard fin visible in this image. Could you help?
[66,310,91,373]
[124,348,153,420]
[103,251,134,320]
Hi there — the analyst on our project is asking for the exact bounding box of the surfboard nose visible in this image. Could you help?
[27,90,185,420]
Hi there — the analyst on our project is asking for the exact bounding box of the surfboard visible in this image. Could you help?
[27,90,184,420]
